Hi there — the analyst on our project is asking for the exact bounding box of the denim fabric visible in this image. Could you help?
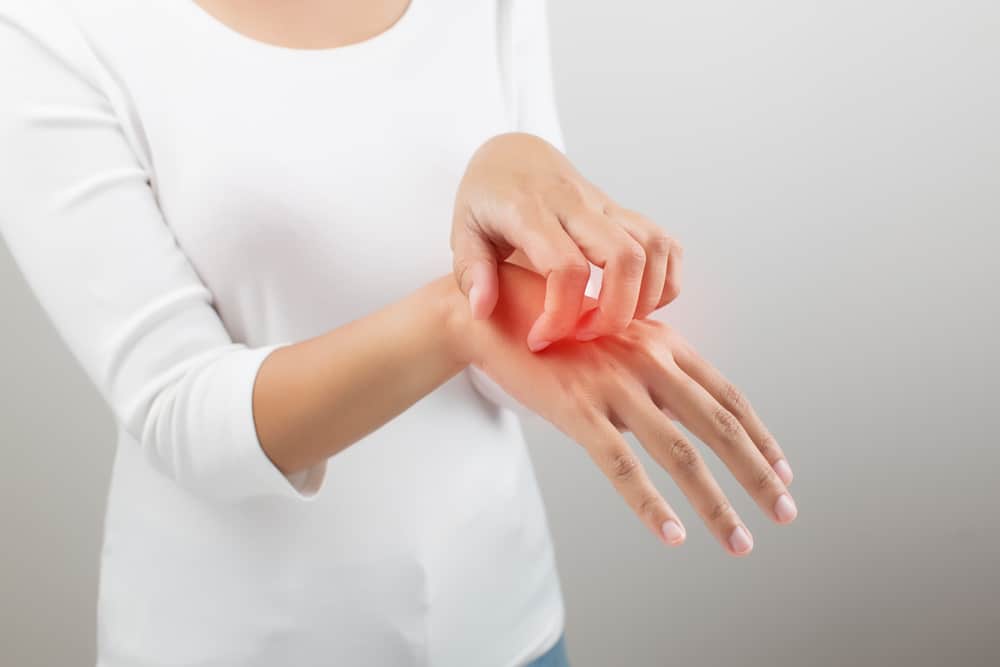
[525,633,570,667]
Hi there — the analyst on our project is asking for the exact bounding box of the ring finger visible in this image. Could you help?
[564,409,688,547]
[615,392,755,556]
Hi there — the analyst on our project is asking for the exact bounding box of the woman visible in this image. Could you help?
[0,0,798,665]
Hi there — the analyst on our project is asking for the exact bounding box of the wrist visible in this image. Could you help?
[432,274,478,369]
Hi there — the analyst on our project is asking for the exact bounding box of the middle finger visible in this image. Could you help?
[652,364,799,526]
[616,391,756,556]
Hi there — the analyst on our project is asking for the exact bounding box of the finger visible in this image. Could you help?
[672,343,792,485]
[451,224,499,320]
[611,207,672,319]
[509,211,591,352]
[652,364,799,526]
[656,240,684,310]
[616,392,754,556]
[550,205,647,341]
[571,410,687,547]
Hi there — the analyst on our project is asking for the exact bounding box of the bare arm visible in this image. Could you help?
[256,261,799,558]
[252,274,470,475]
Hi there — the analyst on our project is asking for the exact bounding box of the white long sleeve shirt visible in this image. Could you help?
[0,1,567,664]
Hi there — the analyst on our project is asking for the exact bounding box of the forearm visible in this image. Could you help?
[252,274,472,475]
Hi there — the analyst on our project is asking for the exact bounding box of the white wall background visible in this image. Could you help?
[2,1,999,665]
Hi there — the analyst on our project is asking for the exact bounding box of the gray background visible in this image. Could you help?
[2,0,998,665]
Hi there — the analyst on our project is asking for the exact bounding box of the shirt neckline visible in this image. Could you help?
[180,0,421,60]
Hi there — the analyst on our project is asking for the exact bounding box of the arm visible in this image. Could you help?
[0,4,468,500]
[262,260,800,557]
[252,275,469,476]
[2,5,796,554]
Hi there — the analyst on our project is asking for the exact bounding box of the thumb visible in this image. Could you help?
[453,233,499,320]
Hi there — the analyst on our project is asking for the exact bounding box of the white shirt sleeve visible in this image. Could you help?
[497,0,566,152]
[0,3,325,503]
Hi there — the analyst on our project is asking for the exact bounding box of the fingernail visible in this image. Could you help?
[772,459,794,486]
[661,520,686,545]
[575,330,598,342]
[728,526,753,555]
[528,338,551,352]
[773,493,798,523]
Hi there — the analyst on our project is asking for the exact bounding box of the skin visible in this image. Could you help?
[199,0,798,554]
[453,133,683,351]
[193,0,413,50]
[195,0,684,350]
[255,263,796,556]
[462,263,795,555]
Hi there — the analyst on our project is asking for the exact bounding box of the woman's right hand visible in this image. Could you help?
[458,262,797,556]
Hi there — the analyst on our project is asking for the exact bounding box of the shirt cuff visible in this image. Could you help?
[229,341,327,502]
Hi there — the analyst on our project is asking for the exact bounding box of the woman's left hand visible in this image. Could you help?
[451,132,683,352]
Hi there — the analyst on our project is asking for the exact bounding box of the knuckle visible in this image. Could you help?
[758,433,780,461]
[556,178,586,205]
[617,205,647,224]
[609,450,642,484]
[579,403,606,427]
[709,500,734,523]
[637,493,663,519]
[616,322,648,346]
[509,190,545,224]
[722,382,750,417]
[647,231,673,256]
[639,317,672,339]
[634,338,668,371]
[650,346,681,376]
[556,377,601,418]
[713,408,742,440]
[600,368,635,398]
[756,465,780,492]
[616,240,647,273]
[662,325,688,348]
[669,438,699,469]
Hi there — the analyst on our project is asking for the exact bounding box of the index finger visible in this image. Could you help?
[512,218,592,351]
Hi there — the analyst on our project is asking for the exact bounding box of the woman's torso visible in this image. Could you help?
[49,0,566,664]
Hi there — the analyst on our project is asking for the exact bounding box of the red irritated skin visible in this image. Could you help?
[250,255,794,557]
[451,132,684,352]
[455,262,797,557]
